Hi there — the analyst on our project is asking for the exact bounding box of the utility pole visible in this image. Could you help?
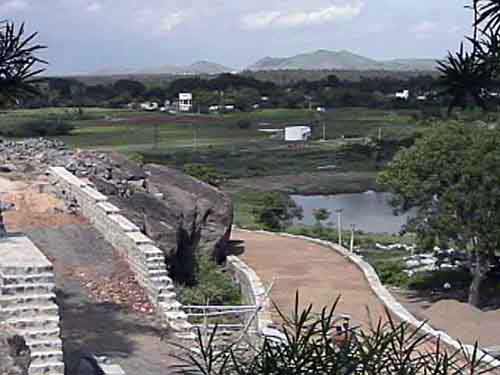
[335,209,344,247]
[378,127,382,142]
[350,224,355,253]
[323,123,326,142]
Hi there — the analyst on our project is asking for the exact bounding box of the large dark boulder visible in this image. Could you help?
[0,327,31,375]
[89,156,233,284]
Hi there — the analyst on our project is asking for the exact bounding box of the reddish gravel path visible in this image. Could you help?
[232,230,388,328]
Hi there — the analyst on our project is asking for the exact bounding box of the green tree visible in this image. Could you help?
[312,208,331,235]
[378,122,500,306]
[0,21,45,236]
[0,22,46,104]
[438,0,500,115]
[252,192,303,231]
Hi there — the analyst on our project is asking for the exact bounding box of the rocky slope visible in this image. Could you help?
[0,138,234,284]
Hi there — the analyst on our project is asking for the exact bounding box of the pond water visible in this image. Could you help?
[291,192,414,234]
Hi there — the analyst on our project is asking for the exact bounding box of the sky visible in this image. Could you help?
[0,0,472,75]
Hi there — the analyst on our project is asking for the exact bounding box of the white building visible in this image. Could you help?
[179,93,193,112]
[395,90,410,100]
[285,126,312,142]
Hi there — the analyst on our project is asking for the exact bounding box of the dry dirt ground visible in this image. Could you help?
[231,229,388,329]
[1,175,181,375]
[393,289,500,349]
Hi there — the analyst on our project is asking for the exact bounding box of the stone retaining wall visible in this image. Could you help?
[47,167,192,337]
[226,256,273,334]
[237,229,500,368]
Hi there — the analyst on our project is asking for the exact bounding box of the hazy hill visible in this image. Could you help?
[92,61,233,76]
[248,50,438,72]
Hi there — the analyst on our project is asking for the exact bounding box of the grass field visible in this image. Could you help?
[0,107,419,151]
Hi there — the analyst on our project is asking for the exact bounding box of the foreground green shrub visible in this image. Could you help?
[373,260,409,287]
[176,255,241,306]
[0,120,75,137]
[172,293,496,375]
[408,269,472,292]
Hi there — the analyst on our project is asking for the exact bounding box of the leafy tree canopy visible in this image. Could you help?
[378,122,500,306]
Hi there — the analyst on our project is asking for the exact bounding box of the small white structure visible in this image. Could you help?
[224,104,235,111]
[316,107,326,113]
[285,126,312,142]
[140,102,159,111]
[395,90,410,100]
[209,105,219,112]
[179,93,193,112]
[261,96,269,102]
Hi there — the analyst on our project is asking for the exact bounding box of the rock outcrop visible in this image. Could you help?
[0,138,234,284]
[0,327,30,375]
[91,158,233,284]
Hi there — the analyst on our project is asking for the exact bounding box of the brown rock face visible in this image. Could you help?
[90,157,233,285]
[0,327,31,375]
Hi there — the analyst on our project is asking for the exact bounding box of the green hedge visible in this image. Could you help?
[0,120,75,137]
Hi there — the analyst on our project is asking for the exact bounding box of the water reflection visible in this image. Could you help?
[291,192,414,234]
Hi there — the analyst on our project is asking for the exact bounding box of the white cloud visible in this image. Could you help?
[241,1,364,30]
[410,21,436,39]
[0,0,29,13]
[86,1,102,12]
[158,12,188,32]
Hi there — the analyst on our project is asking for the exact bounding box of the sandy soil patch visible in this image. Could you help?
[232,230,388,329]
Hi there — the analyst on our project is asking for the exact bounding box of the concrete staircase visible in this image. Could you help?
[0,236,64,375]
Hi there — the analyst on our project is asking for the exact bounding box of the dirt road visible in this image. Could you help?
[232,230,387,328]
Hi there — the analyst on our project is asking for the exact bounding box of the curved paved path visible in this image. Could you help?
[232,229,387,328]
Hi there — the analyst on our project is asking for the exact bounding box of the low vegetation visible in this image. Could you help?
[172,294,497,375]
[0,120,74,137]
[176,255,241,307]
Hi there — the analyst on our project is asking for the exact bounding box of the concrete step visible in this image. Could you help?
[150,276,172,286]
[176,331,197,341]
[1,283,55,296]
[170,319,193,333]
[0,265,53,276]
[19,328,61,342]
[145,257,166,265]
[6,315,60,331]
[26,339,62,353]
[0,293,57,309]
[30,349,64,367]
[1,303,59,319]
[165,310,189,322]
[148,269,169,278]
[1,273,55,286]
[29,361,64,375]
[159,300,182,312]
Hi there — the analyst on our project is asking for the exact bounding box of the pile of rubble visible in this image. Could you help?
[67,256,156,316]
[0,138,74,172]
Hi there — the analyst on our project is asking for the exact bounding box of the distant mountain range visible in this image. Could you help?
[248,50,439,72]
[86,50,439,77]
[90,60,234,76]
